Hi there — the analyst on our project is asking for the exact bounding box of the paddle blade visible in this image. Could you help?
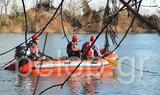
[107,59,118,68]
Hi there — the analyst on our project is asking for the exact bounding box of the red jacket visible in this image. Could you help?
[82,42,94,57]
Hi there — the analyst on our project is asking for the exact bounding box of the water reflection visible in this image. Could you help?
[80,76,99,95]
[14,69,116,95]
[15,75,33,95]
[66,70,117,95]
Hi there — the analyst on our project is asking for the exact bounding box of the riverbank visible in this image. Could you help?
[0,8,159,34]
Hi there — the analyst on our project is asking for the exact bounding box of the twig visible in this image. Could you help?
[60,3,70,43]
[22,0,28,46]
[119,0,160,33]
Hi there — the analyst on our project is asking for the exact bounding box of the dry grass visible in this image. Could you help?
[0,9,158,34]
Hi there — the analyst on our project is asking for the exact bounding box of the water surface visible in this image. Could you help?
[0,33,159,95]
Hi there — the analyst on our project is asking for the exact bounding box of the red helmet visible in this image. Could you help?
[90,36,96,42]
[32,34,39,41]
[72,35,79,42]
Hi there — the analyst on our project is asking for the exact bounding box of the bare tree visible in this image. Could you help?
[36,0,55,11]
[2,0,10,14]
[81,0,92,15]
[68,0,77,16]
[0,0,3,14]
[0,0,4,26]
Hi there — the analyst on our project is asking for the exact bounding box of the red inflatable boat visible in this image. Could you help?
[4,51,118,76]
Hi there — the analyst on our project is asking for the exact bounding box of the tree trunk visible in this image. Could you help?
[4,7,7,14]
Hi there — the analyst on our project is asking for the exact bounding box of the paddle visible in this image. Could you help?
[106,59,118,68]
[1,58,16,69]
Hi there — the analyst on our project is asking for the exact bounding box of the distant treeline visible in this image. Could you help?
[0,0,159,33]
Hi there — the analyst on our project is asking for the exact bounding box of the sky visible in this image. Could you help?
[6,0,160,15]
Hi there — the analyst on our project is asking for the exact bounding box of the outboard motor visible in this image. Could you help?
[15,46,31,69]
[15,46,26,58]
[15,45,31,58]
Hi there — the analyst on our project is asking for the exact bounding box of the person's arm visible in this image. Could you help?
[95,44,101,57]
[67,42,72,53]
[81,43,85,53]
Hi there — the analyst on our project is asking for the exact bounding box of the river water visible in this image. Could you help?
[0,33,160,95]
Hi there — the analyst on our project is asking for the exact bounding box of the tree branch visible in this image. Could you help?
[119,0,160,33]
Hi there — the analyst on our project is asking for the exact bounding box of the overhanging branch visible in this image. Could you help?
[119,0,160,33]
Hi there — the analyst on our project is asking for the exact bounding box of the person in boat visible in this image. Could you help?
[66,34,81,58]
[89,35,101,57]
[81,42,94,59]
[81,35,101,58]
[27,34,41,60]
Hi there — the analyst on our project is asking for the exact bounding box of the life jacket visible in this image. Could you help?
[90,42,100,57]
[100,49,109,56]
[82,42,94,57]
[31,44,39,54]
[27,40,40,57]
[67,41,80,57]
